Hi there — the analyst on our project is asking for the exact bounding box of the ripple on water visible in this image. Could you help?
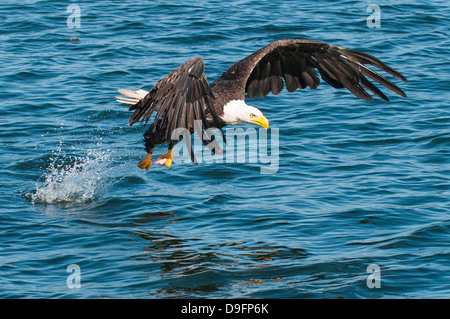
[1,0,449,299]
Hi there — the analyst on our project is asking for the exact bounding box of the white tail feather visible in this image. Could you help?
[116,89,149,105]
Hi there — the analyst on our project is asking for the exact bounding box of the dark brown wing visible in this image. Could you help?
[213,39,407,102]
[128,57,224,162]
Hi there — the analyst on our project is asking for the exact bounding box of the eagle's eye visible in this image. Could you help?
[250,113,257,118]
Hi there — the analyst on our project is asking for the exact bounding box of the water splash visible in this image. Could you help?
[29,144,117,205]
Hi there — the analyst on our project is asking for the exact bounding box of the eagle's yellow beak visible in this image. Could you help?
[250,115,269,129]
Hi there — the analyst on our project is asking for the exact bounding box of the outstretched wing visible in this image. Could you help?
[213,39,407,101]
[126,57,224,162]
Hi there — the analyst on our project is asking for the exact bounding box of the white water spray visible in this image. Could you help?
[29,143,117,205]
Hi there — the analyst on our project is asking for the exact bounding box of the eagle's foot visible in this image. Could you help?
[155,149,174,168]
[137,153,152,171]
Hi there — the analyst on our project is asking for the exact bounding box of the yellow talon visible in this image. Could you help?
[164,159,173,168]
[138,153,152,171]
[158,149,174,168]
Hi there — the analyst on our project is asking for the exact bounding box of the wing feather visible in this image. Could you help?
[212,39,407,102]
[127,57,224,163]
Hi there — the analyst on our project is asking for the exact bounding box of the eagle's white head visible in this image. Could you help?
[220,100,269,128]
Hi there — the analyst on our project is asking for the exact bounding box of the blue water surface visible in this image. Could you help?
[0,0,449,298]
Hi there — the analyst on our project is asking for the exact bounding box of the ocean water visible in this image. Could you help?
[0,0,449,299]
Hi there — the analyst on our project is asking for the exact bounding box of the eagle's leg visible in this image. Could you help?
[138,153,152,171]
[155,143,175,168]
[138,122,166,171]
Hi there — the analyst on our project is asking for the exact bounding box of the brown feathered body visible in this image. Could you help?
[121,39,407,164]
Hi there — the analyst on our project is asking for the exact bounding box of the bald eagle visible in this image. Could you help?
[116,39,407,170]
